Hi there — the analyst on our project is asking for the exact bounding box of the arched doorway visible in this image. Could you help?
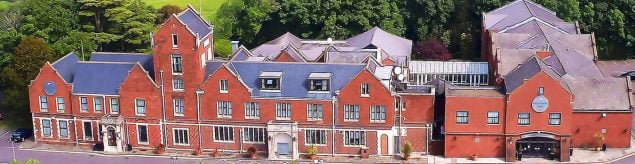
[273,133,293,157]
[516,137,560,160]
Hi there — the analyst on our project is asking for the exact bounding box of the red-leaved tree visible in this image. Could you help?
[413,38,452,61]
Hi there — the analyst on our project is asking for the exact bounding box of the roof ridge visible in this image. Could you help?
[232,60,366,66]
[77,61,138,65]
[51,52,78,65]
[92,52,151,55]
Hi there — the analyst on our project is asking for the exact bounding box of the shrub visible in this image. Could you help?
[307,145,318,155]
[402,141,412,155]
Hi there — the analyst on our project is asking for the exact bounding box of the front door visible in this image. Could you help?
[381,134,389,155]
[517,137,559,160]
[107,127,116,146]
[277,143,290,155]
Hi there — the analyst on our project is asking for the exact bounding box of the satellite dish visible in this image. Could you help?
[393,66,403,75]
[397,74,405,82]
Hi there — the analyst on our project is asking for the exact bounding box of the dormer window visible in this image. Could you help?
[171,34,178,48]
[260,72,282,91]
[308,73,331,92]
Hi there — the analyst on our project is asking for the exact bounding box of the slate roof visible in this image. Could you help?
[229,46,254,61]
[228,62,366,99]
[563,76,631,111]
[51,52,81,83]
[177,5,212,38]
[345,27,412,62]
[89,52,154,78]
[204,60,227,77]
[503,56,569,94]
[484,0,576,34]
[596,60,635,77]
[72,62,136,95]
[250,27,412,64]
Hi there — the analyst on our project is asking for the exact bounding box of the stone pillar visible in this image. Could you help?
[560,137,571,162]
[505,136,517,162]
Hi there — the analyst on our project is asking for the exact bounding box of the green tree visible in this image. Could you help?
[403,0,454,44]
[278,0,404,39]
[18,0,79,42]
[215,0,278,47]
[157,5,182,24]
[1,36,54,120]
[104,0,156,52]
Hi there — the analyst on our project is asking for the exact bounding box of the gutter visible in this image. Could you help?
[331,96,337,156]
[196,90,204,151]
[160,70,167,146]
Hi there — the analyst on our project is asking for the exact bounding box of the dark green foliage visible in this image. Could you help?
[1,37,54,120]
[157,5,182,24]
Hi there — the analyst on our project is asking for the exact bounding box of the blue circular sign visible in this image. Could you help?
[44,81,57,95]
[531,95,549,112]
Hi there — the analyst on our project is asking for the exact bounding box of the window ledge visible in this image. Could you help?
[305,144,328,147]
[370,121,386,123]
[308,119,323,121]
[343,145,367,148]
[138,142,149,145]
[361,94,370,98]
[245,117,260,120]
[243,141,265,144]
[261,90,281,93]
[174,143,190,146]
[213,140,235,143]
[220,90,228,94]
[218,116,232,119]
[276,118,291,121]
[344,120,359,122]
[308,91,330,94]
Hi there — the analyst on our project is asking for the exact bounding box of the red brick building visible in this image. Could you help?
[27,1,633,162]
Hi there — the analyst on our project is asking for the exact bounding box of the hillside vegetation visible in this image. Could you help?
[146,0,228,22]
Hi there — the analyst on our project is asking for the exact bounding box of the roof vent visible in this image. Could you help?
[231,41,240,53]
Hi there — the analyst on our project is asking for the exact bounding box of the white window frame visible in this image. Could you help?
[261,78,281,91]
[172,55,182,74]
[173,128,190,146]
[217,101,232,118]
[244,102,260,119]
[344,105,360,122]
[137,124,149,145]
[370,105,386,123]
[110,98,119,114]
[213,126,234,143]
[305,129,327,146]
[343,130,366,147]
[135,99,146,116]
[56,97,65,112]
[171,34,178,48]
[275,102,292,120]
[39,96,48,112]
[94,97,103,112]
[487,111,499,125]
[456,111,469,124]
[518,113,530,126]
[549,113,561,126]
[173,98,185,116]
[242,127,266,144]
[172,79,184,91]
[360,83,370,97]
[309,79,330,92]
[200,53,206,68]
[80,96,88,112]
[395,97,406,111]
[83,121,93,141]
[219,80,229,93]
[307,104,323,121]
[41,119,52,138]
[58,120,69,139]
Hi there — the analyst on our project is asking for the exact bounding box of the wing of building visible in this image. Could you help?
[27,0,633,162]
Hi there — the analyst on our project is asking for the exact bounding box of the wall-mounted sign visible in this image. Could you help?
[521,132,555,139]
[531,95,549,112]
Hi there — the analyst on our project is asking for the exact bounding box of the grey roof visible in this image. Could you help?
[177,6,211,38]
[72,62,136,95]
[484,0,575,34]
[229,46,253,61]
[281,45,307,62]
[228,62,366,99]
[563,76,631,111]
[504,56,568,94]
[89,52,154,78]
[204,60,227,77]
[251,32,303,59]
[345,27,412,59]
[596,60,635,77]
[51,52,81,83]
[325,51,372,63]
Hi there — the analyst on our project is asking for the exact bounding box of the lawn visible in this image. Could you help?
[146,0,228,23]
[0,1,15,11]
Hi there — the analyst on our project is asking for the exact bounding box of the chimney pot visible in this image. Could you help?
[230,41,240,53]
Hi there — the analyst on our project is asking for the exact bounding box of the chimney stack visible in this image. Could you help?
[231,41,240,53]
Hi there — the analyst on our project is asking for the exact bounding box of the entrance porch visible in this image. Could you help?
[100,115,125,153]
[266,121,299,160]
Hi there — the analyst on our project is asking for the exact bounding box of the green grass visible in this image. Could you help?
[145,0,228,23]
[0,1,16,11]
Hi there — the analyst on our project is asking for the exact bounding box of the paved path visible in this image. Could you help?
[0,130,283,164]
